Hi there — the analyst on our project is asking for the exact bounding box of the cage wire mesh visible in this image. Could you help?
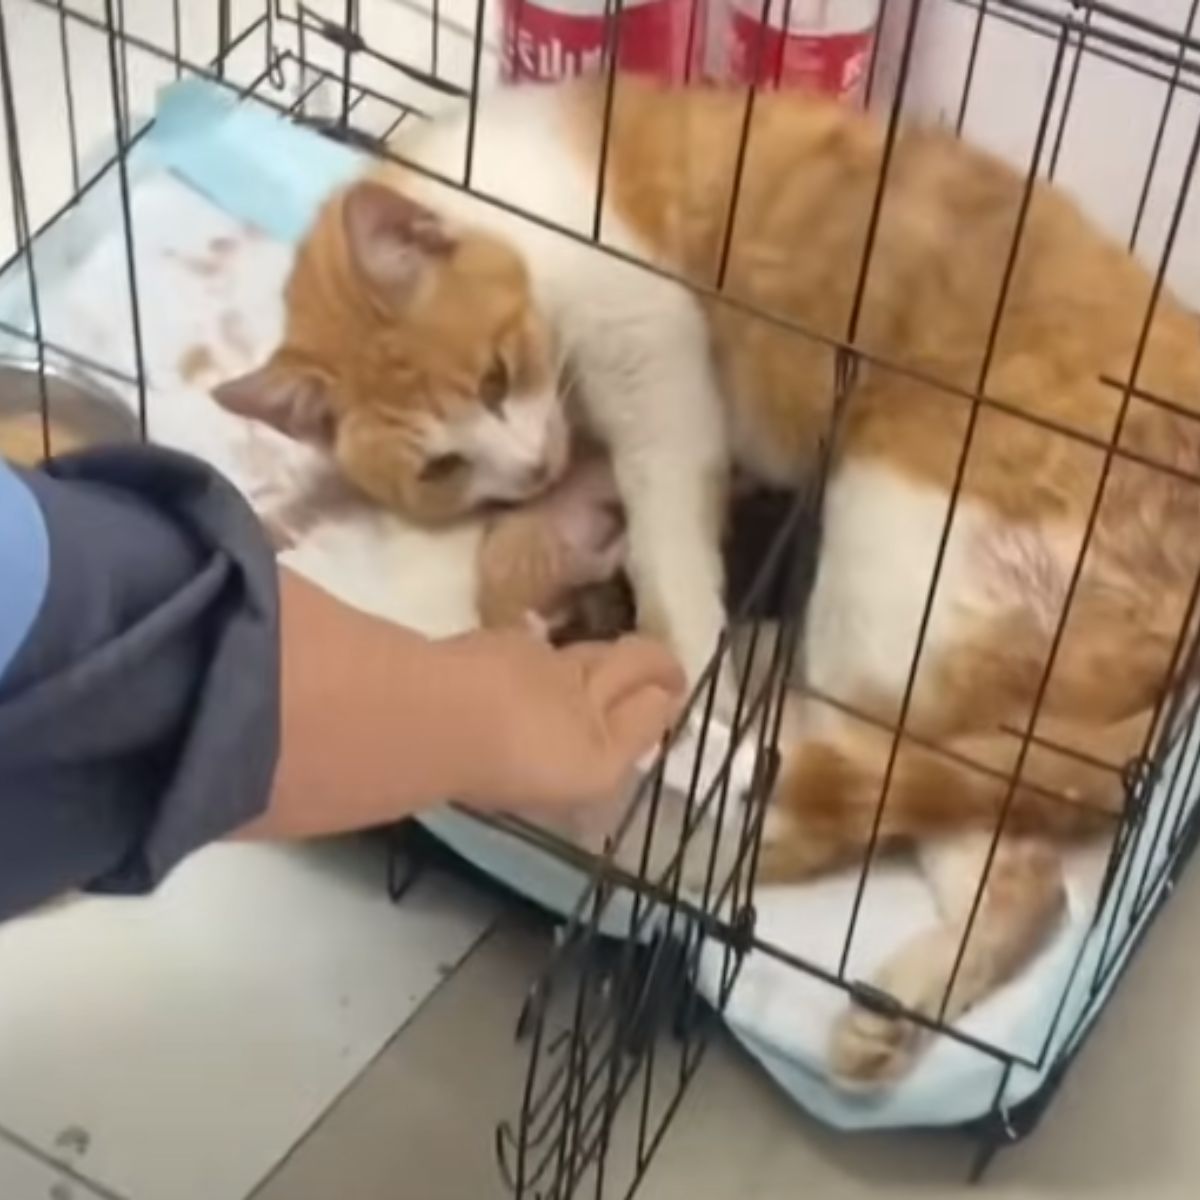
[2,0,1200,1197]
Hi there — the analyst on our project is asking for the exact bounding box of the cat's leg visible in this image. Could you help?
[570,272,731,690]
[828,831,1066,1087]
[755,709,921,883]
[602,397,729,693]
[756,697,1126,881]
[573,287,759,803]
[612,412,762,809]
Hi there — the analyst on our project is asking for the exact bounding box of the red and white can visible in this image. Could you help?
[501,0,703,83]
[719,0,878,102]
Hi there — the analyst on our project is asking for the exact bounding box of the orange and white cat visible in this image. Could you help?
[218,78,1200,1087]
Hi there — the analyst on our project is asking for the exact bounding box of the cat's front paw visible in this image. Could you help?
[828,1001,922,1089]
[645,714,759,818]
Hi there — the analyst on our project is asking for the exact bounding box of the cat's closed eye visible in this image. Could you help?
[480,357,509,411]
[420,451,468,482]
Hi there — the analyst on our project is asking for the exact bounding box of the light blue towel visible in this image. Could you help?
[149,78,367,242]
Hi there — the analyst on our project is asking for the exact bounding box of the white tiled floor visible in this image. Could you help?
[0,1129,113,1200]
[0,840,496,1200]
[246,880,1200,1200]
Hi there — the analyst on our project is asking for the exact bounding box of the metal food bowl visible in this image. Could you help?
[0,354,139,464]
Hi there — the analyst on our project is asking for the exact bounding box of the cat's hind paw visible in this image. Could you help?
[828,1000,922,1090]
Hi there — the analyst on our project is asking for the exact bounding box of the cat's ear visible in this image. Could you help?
[342,180,455,297]
[212,359,334,443]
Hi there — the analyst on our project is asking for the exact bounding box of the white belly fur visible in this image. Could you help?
[803,458,1073,722]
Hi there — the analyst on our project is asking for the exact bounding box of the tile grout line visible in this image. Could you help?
[243,911,503,1200]
[0,1123,132,1200]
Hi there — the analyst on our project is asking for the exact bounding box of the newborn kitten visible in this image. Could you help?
[476,452,631,641]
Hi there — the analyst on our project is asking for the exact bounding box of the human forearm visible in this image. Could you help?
[240,569,479,839]
[243,568,684,839]
[0,446,680,920]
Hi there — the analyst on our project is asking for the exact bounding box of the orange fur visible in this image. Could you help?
[568,77,1199,837]
[230,78,1200,1084]
[476,452,630,635]
[563,79,1200,1084]
[214,182,563,524]
[829,832,1068,1084]
[478,506,577,630]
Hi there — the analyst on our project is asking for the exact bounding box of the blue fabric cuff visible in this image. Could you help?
[0,460,49,680]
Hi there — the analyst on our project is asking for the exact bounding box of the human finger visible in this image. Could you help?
[576,635,687,710]
[604,684,683,765]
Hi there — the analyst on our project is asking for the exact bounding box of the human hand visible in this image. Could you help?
[443,629,686,814]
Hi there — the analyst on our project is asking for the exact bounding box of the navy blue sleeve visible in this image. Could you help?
[0,446,280,919]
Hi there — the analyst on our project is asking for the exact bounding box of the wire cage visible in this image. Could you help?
[2,1,1200,1198]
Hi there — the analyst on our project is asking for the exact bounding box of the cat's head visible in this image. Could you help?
[214,179,569,524]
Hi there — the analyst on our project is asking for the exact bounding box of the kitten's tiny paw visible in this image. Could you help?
[828,1004,920,1089]
[646,716,759,816]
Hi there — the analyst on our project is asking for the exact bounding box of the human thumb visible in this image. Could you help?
[606,684,681,765]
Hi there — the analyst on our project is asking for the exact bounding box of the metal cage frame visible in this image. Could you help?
[3,1,1200,1197]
